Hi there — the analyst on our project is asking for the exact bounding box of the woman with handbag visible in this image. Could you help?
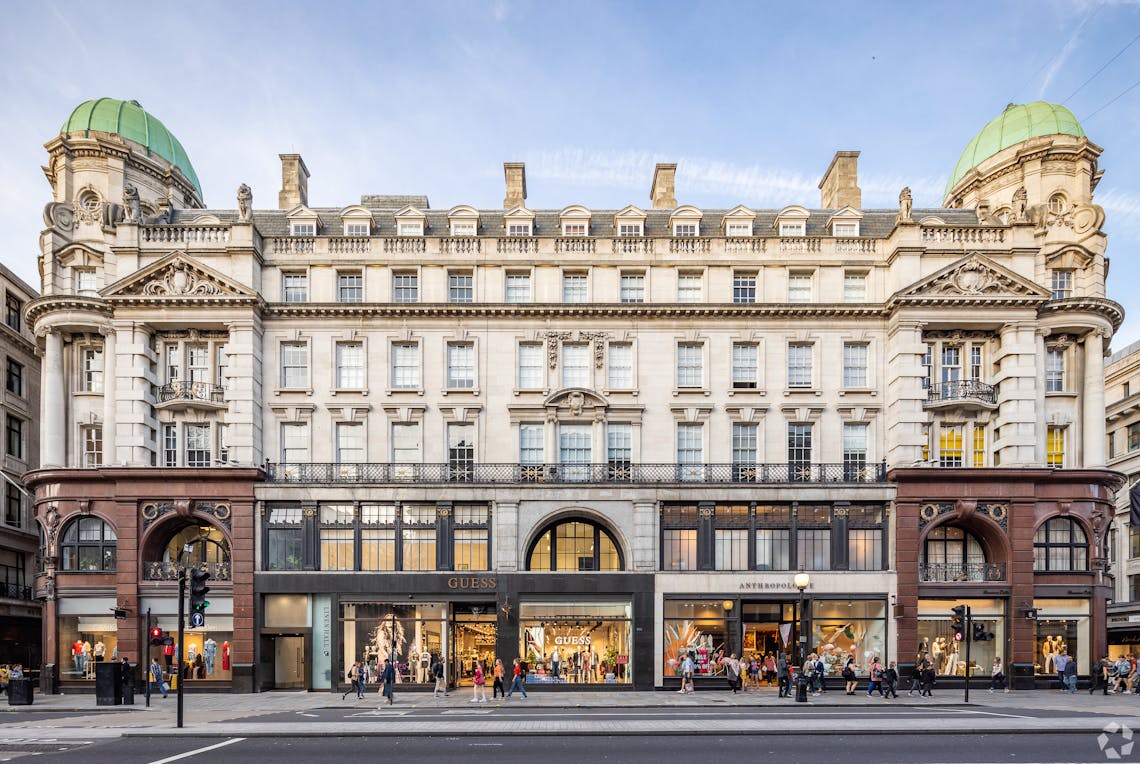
[842,656,858,695]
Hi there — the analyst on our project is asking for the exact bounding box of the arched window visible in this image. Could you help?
[59,516,117,572]
[527,519,623,571]
[162,525,230,566]
[1034,517,1088,572]
[921,525,988,581]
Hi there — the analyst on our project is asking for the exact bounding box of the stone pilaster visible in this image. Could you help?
[42,329,65,468]
[494,502,518,571]
[1082,330,1106,468]
[632,501,658,571]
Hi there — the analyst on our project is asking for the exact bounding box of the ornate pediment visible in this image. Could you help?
[104,252,256,298]
[897,253,1050,300]
[544,388,607,416]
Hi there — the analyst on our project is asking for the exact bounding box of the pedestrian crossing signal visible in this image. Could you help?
[149,627,164,646]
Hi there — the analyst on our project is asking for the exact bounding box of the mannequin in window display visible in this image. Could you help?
[187,642,199,665]
[931,637,944,671]
[72,639,85,675]
[203,638,217,676]
[418,650,430,684]
[944,643,960,676]
[1042,636,1054,674]
[592,649,600,681]
[83,641,93,677]
[221,640,230,672]
[94,641,105,663]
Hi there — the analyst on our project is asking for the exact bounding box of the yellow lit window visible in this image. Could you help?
[973,425,986,468]
[939,424,963,467]
[1047,426,1065,467]
[921,424,930,462]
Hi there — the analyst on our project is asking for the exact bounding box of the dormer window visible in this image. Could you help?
[451,221,477,237]
[669,206,703,238]
[448,205,480,237]
[559,205,591,237]
[398,222,424,236]
[563,222,588,236]
[673,223,698,237]
[722,205,756,237]
[344,223,370,237]
[507,222,532,237]
[74,269,97,296]
[726,222,752,237]
[832,222,859,237]
[291,222,316,236]
[339,206,373,237]
[618,223,643,237]
[504,206,535,237]
[779,222,805,237]
[774,205,810,238]
[394,206,427,237]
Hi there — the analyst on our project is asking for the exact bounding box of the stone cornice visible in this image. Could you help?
[1038,297,1125,331]
[25,295,113,330]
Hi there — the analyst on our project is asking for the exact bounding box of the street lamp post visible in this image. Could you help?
[794,572,811,666]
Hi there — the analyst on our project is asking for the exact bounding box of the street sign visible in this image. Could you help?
[189,611,205,628]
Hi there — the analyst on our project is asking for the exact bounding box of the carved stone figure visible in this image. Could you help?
[898,187,912,223]
[122,184,141,224]
[237,183,253,222]
[140,262,223,296]
[1012,186,1028,223]
[42,202,75,234]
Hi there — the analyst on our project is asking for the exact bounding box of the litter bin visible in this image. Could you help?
[8,678,34,706]
[795,674,809,702]
[95,662,123,706]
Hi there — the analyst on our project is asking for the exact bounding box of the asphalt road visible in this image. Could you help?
[12,733,1136,764]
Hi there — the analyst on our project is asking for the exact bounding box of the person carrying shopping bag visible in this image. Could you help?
[471,662,488,703]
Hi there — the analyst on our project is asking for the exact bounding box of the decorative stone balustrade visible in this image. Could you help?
[142,225,231,245]
[555,237,596,254]
[920,227,1005,244]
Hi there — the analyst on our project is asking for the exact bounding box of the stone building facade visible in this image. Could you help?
[1104,340,1140,652]
[23,98,1120,692]
[0,262,40,668]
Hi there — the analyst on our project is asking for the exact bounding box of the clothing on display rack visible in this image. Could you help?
[221,641,230,671]
[203,638,217,676]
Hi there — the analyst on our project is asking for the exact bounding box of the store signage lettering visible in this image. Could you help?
[553,635,591,646]
[447,576,497,590]
[738,581,812,591]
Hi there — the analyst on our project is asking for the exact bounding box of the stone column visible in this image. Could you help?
[1083,330,1106,468]
[1035,329,1049,466]
[494,501,518,571]
[42,330,65,468]
[632,500,658,571]
[100,328,116,466]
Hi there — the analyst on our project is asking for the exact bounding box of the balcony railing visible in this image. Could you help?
[919,562,1006,583]
[0,582,33,601]
[158,381,226,404]
[266,461,888,485]
[925,380,997,406]
[142,560,232,582]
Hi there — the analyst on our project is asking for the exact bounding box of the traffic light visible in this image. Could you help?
[951,605,966,641]
[149,627,164,646]
[972,621,994,642]
[189,568,211,617]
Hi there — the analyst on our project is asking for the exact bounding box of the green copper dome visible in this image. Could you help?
[61,98,201,195]
[944,101,1085,200]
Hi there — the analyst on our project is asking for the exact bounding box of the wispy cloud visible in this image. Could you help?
[526,148,946,208]
[1038,3,1102,97]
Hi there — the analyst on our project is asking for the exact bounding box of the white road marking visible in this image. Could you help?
[296,712,319,717]
[146,737,245,764]
[940,708,1035,719]
[442,709,494,715]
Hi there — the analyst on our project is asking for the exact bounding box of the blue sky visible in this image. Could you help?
[2,1,1138,341]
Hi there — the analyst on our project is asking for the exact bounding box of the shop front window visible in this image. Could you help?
[1033,599,1090,677]
[810,600,887,676]
[663,599,729,679]
[916,598,1005,676]
[58,615,119,679]
[342,602,445,686]
[521,601,632,684]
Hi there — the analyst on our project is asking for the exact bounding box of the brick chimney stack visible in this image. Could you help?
[650,163,677,209]
[278,153,310,209]
[503,162,527,208]
[818,151,861,208]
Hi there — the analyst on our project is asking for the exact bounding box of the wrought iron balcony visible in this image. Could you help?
[919,562,1006,583]
[0,582,33,601]
[142,560,232,582]
[924,380,997,407]
[158,380,226,405]
[265,461,888,485]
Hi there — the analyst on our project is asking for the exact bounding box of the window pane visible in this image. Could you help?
[848,529,882,570]
[796,528,831,570]
[607,343,633,388]
[391,343,420,388]
[402,528,437,571]
[732,343,757,389]
[663,529,697,570]
[447,342,475,389]
[715,529,748,570]
[562,344,589,388]
[755,529,790,570]
[518,343,543,389]
[336,342,364,389]
[677,344,703,388]
[454,529,488,571]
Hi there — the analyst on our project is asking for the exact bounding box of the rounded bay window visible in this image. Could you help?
[1034,516,1088,572]
[526,518,623,572]
[59,516,117,572]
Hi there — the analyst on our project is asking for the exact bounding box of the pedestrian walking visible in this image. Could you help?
[813,653,826,694]
[471,662,488,703]
[1064,655,1079,693]
[681,652,696,694]
[763,654,776,687]
[506,658,528,698]
[882,662,899,698]
[867,657,884,697]
[776,652,790,698]
[1054,649,1069,692]
[342,661,360,700]
[492,658,506,699]
[802,653,818,696]
[379,658,396,705]
[1090,655,1111,696]
[1114,655,1133,694]
[988,657,1007,693]
[721,653,742,694]
[907,662,922,696]
[920,660,935,697]
[842,656,857,695]
[431,655,448,697]
[148,658,167,699]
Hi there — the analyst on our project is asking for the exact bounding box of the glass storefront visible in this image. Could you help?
[742,602,796,671]
[663,599,729,678]
[58,616,120,680]
[341,602,445,685]
[520,601,632,683]
[916,598,1004,676]
[451,608,496,685]
[1033,598,1090,676]
[154,618,234,681]
[810,600,887,676]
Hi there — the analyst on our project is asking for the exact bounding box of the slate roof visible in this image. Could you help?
[170,206,982,239]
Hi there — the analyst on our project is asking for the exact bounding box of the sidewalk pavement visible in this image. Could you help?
[5,687,1140,739]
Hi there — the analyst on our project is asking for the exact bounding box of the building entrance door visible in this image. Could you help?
[741,601,796,684]
[273,635,306,689]
[450,604,496,687]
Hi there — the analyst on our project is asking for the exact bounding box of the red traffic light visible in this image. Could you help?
[149,627,164,645]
